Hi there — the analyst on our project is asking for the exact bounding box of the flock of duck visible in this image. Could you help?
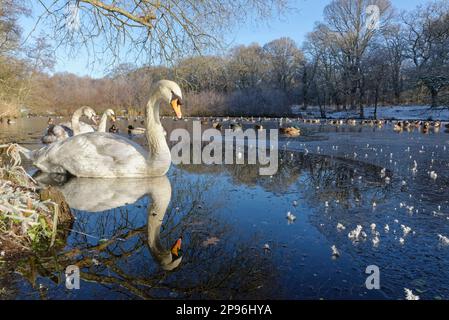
[0,117,16,125]
[158,116,448,137]
[5,105,448,144]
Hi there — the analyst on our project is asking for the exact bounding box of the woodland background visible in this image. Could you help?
[0,0,448,118]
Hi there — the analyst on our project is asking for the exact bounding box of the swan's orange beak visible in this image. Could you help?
[111,115,116,122]
[171,237,182,257]
[171,98,182,119]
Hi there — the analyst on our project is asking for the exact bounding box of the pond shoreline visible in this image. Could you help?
[0,145,73,259]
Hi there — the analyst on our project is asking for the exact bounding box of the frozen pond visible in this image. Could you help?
[1,117,449,299]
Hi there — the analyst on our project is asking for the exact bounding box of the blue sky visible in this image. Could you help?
[20,0,429,78]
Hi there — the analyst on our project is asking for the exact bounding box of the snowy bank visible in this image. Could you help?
[292,105,449,121]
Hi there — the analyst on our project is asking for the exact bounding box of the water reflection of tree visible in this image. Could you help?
[181,149,392,208]
[1,171,278,299]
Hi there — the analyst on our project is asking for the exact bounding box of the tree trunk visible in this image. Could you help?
[374,87,379,120]
[302,67,309,110]
[430,87,439,108]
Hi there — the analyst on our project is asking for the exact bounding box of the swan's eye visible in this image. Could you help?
[171,91,183,106]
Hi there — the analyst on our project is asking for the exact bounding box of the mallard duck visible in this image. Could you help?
[127,125,146,135]
[375,120,384,127]
[108,124,119,133]
[393,122,403,132]
[432,121,441,128]
[279,127,301,136]
[230,123,242,131]
[212,122,222,130]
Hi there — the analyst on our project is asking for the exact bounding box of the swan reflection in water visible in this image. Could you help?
[34,173,182,271]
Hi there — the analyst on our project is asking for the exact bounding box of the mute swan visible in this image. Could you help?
[97,109,116,132]
[25,80,182,177]
[42,106,97,144]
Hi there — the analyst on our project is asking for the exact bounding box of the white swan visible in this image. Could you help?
[42,106,97,144]
[26,80,182,177]
[97,109,116,132]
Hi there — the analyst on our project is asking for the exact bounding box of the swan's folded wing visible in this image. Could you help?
[51,133,148,177]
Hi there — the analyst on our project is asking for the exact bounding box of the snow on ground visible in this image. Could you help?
[292,105,449,121]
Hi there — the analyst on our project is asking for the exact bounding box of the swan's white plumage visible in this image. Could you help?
[42,106,97,144]
[30,80,182,178]
[58,121,95,134]
[97,109,116,132]
[32,132,160,177]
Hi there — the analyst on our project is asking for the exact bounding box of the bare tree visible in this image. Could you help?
[0,0,30,115]
[263,37,304,94]
[227,43,267,90]
[402,0,449,108]
[383,23,405,105]
[0,0,29,55]
[34,0,290,67]
[322,0,394,117]
[303,24,343,115]
[363,44,389,118]
[175,55,228,93]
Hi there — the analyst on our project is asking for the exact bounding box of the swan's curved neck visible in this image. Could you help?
[98,112,108,132]
[145,93,170,171]
[71,108,84,135]
[147,177,173,267]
